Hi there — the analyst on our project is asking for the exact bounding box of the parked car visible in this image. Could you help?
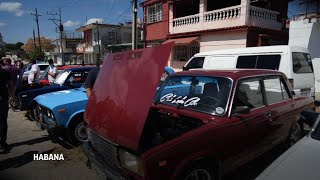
[256,103,320,180]
[183,45,315,98]
[31,66,175,145]
[39,65,91,85]
[18,66,94,117]
[83,44,314,180]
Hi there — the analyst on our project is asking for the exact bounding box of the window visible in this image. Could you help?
[264,76,290,104]
[147,3,162,23]
[233,78,264,110]
[184,57,205,70]
[236,55,281,70]
[292,52,313,73]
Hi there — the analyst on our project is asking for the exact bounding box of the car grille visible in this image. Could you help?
[89,131,120,167]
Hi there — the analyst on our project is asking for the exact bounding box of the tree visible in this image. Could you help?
[22,37,54,53]
[16,42,24,49]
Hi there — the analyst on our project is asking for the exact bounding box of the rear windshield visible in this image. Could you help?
[184,57,205,70]
[292,52,313,73]
[236,55,281,70]
[39,65,49,71]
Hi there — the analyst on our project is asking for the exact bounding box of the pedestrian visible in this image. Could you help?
[3,58,21,109]
[27,59,40,87]
[0,59,4,68]
[16,60,24,71]
[84,60,102,98]
[47,59,57,83]
[0,55,16,153]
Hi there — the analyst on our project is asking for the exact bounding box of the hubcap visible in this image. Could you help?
[75,122,88,142]
[185,169,212,180]
[289,123,301,147]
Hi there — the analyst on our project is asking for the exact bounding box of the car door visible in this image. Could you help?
[263,75,297,146]
[226,77,270,168]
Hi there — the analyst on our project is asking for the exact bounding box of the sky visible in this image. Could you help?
[0,0,143,43]
[0,0,300,44]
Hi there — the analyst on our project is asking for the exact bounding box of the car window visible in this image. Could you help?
[38,64,49,71]
[236,56,257,68]
[292,52,313,73]
[233,78,264,111]
[185,57,205,70]
[156,75,232,115]
[312,121,320,140]
[237,55,281,70]
[264,76,290,104]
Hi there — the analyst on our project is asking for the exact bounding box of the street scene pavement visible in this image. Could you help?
[0,110,98,180]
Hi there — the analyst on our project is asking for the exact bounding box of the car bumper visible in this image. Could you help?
[83,142,135,180]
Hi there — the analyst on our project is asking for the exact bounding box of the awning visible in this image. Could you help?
[162,37,199,45]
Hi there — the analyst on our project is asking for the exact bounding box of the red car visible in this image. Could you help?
[83,43,314,180]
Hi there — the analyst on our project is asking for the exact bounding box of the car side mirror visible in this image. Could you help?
[300,110,319,127]
[182,66,187,71]
[315,100,320,107]
[231,106,250,120]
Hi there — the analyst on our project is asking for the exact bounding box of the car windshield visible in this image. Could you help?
[155,75,232,115]
[54,70,70,85]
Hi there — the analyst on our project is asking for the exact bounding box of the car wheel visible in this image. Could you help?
[287,122,302,147]
[68,118,88,145]
[182,162,216,180]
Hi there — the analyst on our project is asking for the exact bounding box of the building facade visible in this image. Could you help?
[76,23,143,64]
[142,0,292,70]
[47,31,83,65]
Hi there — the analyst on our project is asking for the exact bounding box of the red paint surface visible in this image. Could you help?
[84,43,174,151]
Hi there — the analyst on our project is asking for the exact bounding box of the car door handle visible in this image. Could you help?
[290,104,295,108]
[265,112,272,118]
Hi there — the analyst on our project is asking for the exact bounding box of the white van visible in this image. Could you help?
[183,45,315,98]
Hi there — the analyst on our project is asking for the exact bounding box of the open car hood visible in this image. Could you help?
[84,43,174,151]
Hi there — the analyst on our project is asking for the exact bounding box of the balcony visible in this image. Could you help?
[170,5,282,34]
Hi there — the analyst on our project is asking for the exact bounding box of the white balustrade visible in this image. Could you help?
[249,6,279,21]
[204,6,241,22]
[173,14,200,27]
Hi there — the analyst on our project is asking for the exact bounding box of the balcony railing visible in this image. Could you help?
[204,6,241,22]
[170,5,282,34]
[173,14,200,27]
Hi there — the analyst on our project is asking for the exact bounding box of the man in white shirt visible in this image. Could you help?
[47,59,57,83]
[27,59,40,86]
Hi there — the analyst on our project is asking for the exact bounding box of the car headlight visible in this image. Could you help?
[118,149,144,177]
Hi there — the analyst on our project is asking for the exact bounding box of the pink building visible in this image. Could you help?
[142,0,292,70]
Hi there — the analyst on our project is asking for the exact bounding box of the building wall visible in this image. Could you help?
[200,30,248,52]
[144,1,169,42]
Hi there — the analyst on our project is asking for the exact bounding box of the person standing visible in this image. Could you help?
[28,59,40,87]
[3,58,21,91]
[84,61,102,98]
[0,57,15,152]
[47,59,57,83]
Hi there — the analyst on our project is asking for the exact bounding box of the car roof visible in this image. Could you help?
[174,69,285,80]
[65,66,95,71]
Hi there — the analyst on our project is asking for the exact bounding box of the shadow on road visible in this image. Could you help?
[0,149,56,171]
[9,136,50,148]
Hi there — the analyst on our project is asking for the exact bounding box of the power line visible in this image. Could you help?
[106,0,118,19]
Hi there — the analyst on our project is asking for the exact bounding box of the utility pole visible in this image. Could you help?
[48,8,65,65]
[31,8,42,53]
[132,0,138,50]
[33,29,37,51]
[96,21,101,65]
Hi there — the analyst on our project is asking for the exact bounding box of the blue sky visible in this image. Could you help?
[0,0,143,43]
[0,0,300,44]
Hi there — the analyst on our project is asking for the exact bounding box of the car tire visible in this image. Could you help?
[287,122,302,147]
[67,118,88,145]
[181,161,216,180]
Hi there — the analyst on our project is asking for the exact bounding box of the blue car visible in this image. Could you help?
[31,67,175,145]
[19,67,94,119]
